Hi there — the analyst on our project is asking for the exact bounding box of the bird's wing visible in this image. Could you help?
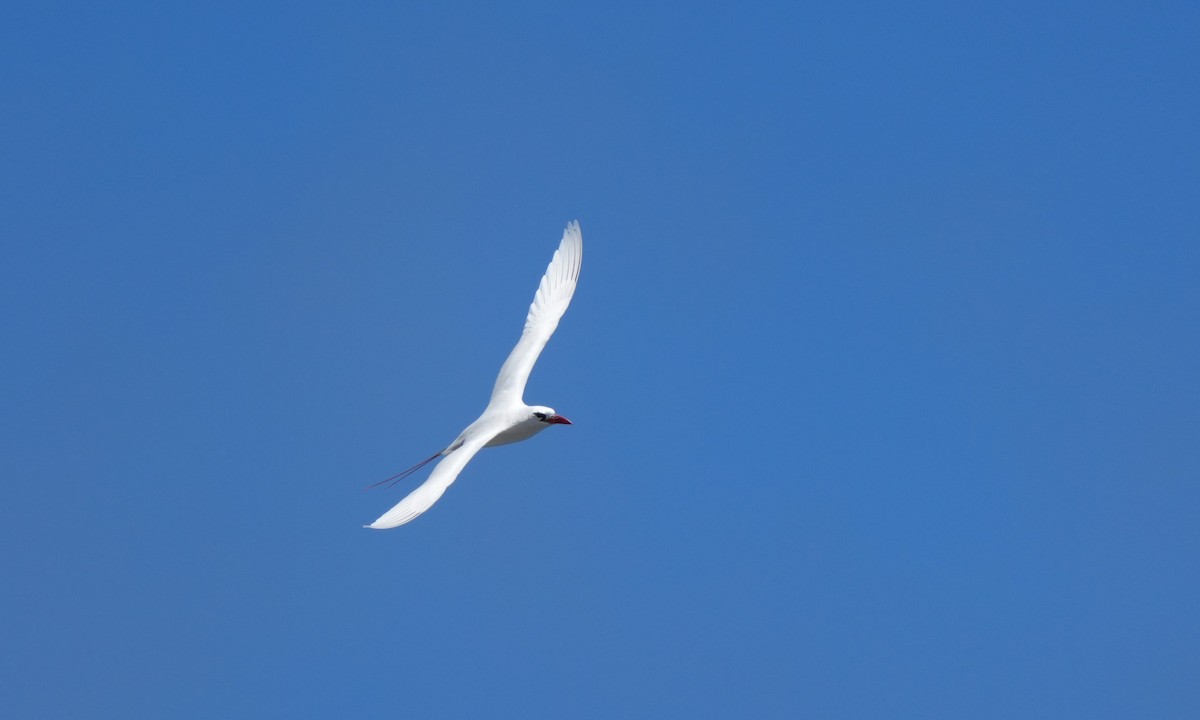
[365,430,497,529]
[489,221,583,407]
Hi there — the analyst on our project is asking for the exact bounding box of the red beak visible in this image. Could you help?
[547,414,572,425]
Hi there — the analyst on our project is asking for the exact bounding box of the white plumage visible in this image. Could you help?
[366,221,583,529]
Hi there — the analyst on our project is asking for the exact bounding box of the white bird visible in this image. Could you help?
[365,221,583,529]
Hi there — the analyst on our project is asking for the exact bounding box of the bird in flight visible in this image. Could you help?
[365,221,583,529]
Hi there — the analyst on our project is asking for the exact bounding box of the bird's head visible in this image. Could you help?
[530,406,572,426]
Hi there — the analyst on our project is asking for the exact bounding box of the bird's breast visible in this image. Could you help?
[484,420,548,447]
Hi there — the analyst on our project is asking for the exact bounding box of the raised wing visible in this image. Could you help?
[489,221,583,406]
[365,431,495,529]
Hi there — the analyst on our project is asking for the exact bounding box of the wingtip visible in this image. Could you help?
[560,220,582,275]
[364,510,422,530]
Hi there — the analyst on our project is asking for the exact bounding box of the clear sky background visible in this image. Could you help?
[3,2,1198,718]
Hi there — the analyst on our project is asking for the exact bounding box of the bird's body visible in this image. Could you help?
[366,221,583,529]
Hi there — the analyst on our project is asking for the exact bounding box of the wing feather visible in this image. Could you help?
[489,221,583,406]
[365,432,495,529]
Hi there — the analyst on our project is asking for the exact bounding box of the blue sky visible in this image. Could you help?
[3,1,1198,717]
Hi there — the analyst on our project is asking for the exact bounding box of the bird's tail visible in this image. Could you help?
[365,452,442,490]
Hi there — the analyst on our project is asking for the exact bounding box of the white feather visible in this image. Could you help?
[365,431,495,529]
[489,221,583,407]
[366,221,583,528]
